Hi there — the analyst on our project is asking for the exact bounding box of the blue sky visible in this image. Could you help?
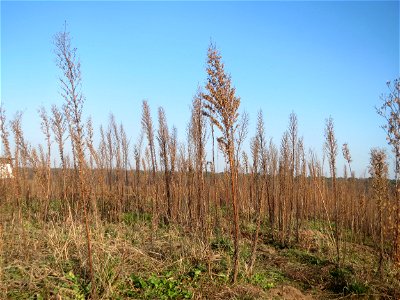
[1,1,399,176]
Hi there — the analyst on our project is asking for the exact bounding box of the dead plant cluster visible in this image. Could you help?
[1,28,400,299]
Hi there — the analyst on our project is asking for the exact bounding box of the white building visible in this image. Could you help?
[0,157,13,179]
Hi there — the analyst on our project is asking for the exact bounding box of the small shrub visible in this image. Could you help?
[49,199,63,213]
[64,271,90,300]
[211,235,233,253]
[240,243,252,261]
[187,264,205,281]
[126,272,193,299]
[347,281,369,295]
[123,211,152,225]
[250,272,275,290]
[248,268,285,291]
[285,248,328,266]
[328,266,363,294]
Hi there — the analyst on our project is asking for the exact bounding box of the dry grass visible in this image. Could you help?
[1,208,399,299]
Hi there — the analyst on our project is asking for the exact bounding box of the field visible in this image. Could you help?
[1,28,400,299]
[1,194,400,299]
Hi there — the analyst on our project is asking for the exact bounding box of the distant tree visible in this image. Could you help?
[202,42,241,283]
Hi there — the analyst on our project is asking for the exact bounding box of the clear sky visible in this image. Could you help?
[1,1,399,177]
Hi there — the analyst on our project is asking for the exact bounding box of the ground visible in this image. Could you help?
[1,209,399,299]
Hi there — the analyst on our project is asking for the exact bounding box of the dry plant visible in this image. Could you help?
[189,90,207,233]
[202,42,241,283]
[369,148,389,274]
[342,143,352,176]
[324,116,340,267]
[54,25,95,298]
[248,110,266,275]
[38,106,52,220]
[50,104,67,204]
[0,106,12,160]
[377,78,400,263]
[10,112,26,215]
[141,100,158,237]
[157,106,172,223]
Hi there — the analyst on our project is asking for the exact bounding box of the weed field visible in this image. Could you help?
[1,24,399,300]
